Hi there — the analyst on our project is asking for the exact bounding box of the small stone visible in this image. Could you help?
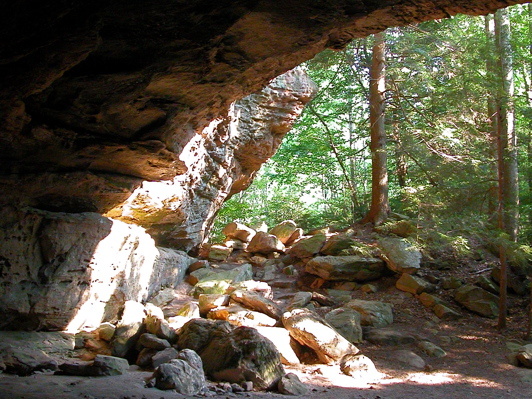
[360,284,378,293]
[208,245,233,261]
[152,347,179,368]
[241,381,253,391]
[396,273,435,295]
[517,344,532,368]
[442,276,463,290]
[92,355,129,376]
[391,349,426,369]
[97,322,116,342]
[340,354,380,381]
[269,220,298,244]
[433,304,462,320]
[138,333,171,350]
[417,340,446,358]
[278,373,308,396]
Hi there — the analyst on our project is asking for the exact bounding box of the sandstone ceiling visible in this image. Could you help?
[0,0,527,249]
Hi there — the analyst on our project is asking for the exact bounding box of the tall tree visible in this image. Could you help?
[494,7,517,330]
[363,32,390,225]
[495,7,519,242]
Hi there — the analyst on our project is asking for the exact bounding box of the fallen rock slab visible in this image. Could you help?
[305,255,385,282]
[230,289,282,320]
[1,345,59,376]
[378,237,421,274]
[454,285,499,318]
[282,308,359,364]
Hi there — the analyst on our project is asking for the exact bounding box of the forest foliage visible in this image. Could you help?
[211,4,532,257]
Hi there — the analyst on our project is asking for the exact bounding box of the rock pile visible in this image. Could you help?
[3,217,531,396]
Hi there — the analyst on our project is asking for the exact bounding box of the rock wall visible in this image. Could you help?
[106,68,316,250]
[0,207,193,331]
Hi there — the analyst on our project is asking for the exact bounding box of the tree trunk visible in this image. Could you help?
[485,14,499,222]
[494,7,517,330]
[495,8,519,242]
[363,32,389,226]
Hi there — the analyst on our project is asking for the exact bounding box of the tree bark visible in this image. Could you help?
[363,32,389,226]
[494,7,517,330]
[495,8,519,243]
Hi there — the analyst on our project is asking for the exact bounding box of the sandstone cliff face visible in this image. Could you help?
[106,68,316,250]
[0,207,193,331]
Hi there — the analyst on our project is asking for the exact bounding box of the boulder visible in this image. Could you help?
[476,275,500,295]
[175,301,201,319]
[223,222,256,243]
[340,354,380,380]
[378,237,421,274]
[207,305,277,327]
[199,294,231,315]
[254,327,301,365]
[229,280,274,299]
[230,289,282,320]
[97,322,116,342]
[138,333,171,350]
[247,232,285,254]
[396,273,435,295]
[285,228,304,247]
[1,346,58,376]
[346,299,393,327]
[442,276,463,290]
[136,347,159,368]
[91,355,130,376]
[418,292,443,308]
[324,308,363,344]
[224,238,248,250]
[207,244,233,262]
[192,280,232,298]
[417,340,446,358]
[148,287,176,307]
[152,355,207,395]
[287,234,326,258]
[145,315,176,343]
[517,344,532,368]
[492,265,528,296]
[282,308,359,364]
[110,300,146,358]
[278,373,308,396]
[152,347,180,369]
[190,264,253,286]
[59,355,129,376]
[287,292,313,310]
[269,220,298,244]
[199,325,285,390]
[320,234,358,256]
[454,285,499,318]
[177,319,234,354]
[433,304,462,320]
[305,255,386,282]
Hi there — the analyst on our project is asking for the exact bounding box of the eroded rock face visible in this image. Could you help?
[0,208,193,331]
